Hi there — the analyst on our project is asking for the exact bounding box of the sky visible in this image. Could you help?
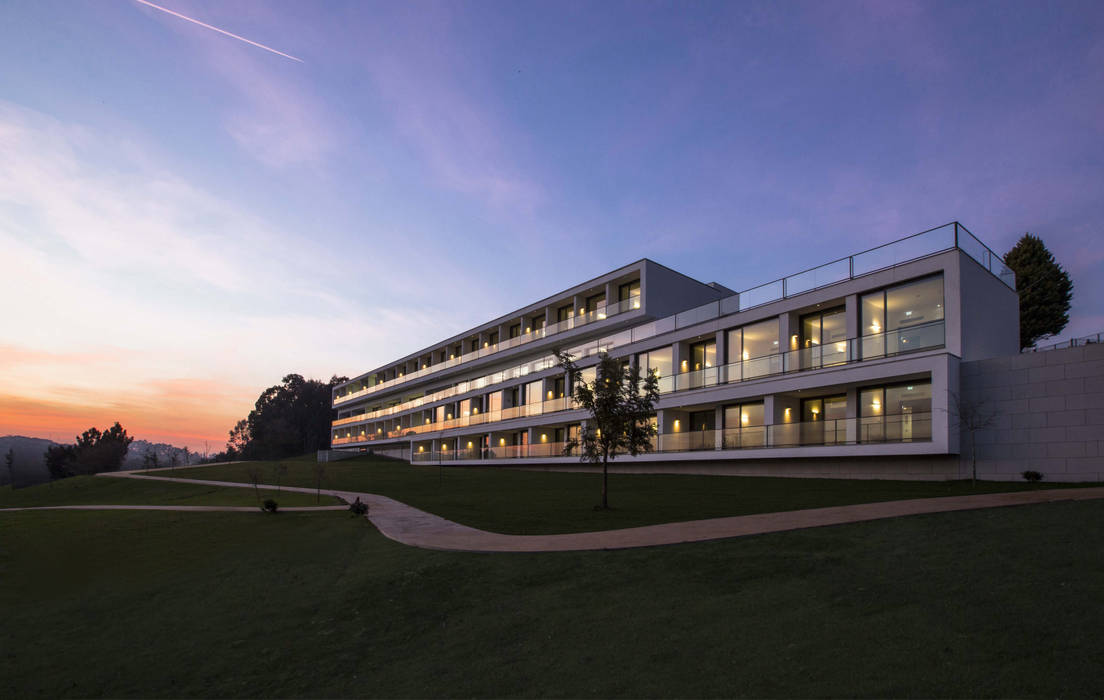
[1,0,1102,453]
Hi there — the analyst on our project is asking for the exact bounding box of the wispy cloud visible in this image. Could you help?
[132,0,303,63]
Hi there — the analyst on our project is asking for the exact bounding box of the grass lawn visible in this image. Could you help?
[2,501,1102,698]
[174,455,1093,534]
[0,474,343,508]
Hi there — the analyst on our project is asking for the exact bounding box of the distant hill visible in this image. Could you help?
[0,436,57,487]
[0,435,207,488]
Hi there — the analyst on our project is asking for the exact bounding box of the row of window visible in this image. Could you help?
[681,381,932,432]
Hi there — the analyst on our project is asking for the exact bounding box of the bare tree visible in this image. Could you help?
[949,390,999,486]
[170,452,179,472]
[245,465,263,504]
[182,446,191,466]
[4,448,14,490]
[274,462,288,492]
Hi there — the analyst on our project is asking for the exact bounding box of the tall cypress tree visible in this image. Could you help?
[1004,233,1073,349]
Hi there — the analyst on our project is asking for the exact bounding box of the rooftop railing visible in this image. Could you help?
[335,221,1010,408]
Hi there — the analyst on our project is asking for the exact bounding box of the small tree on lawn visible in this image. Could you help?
[182,446,191,466]
[555,350,659,510]
[245,465,263,504]
[312,461,326,504]
[4,448,14,490]
[950,391,999,486]
[274,462,288,492]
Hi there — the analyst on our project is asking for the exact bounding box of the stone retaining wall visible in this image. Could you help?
[961,342,1104,482]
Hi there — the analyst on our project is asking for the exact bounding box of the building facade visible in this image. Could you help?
[331,222,1021,480]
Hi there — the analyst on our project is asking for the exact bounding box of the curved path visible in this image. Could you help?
[86,471,1104,553]
[0,504,346,512]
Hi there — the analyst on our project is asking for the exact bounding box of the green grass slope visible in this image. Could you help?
[2,502,1102,698]
[177,455,1090,534]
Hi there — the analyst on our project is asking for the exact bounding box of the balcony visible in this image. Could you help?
[657,320,944,394]
[656,412,932,451]
[334,296,642,406]
[331,320,946,443]
[403,412,931,463]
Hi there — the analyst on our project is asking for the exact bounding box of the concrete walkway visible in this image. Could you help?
[89,471,1104,553]
[0,504,347,512]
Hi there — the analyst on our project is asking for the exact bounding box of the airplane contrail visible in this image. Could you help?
[133,0,304,63]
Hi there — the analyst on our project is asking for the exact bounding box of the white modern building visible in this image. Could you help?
[331,222,1021,479]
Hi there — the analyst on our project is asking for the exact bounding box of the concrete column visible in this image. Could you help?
[544,305,555,329]
[845,294,859,341]
[604,282,615,311]
[845,387,858,444]
[714,405,725,449]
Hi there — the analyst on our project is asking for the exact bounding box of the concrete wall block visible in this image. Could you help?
[1065,426,1101,443]
[1086,410,1104,426]
[1028,395,1066,413]
[1027,426,1067,443]
[1023,456,1069,473]
[1047,409,1086,427]
[1047,347,1083,365]
[1082,343,1104,361]
[994,398,1029,414]
[977,384,1013,402]
[1065,456,1104,475]
[1011,352,1049,369]
[1085,376,1104,394]
[1028,364,1067,384]
[1064,359,1104,379]
[1047,441,1086,458]
[1012,382,1049,400]
[1046,378,1086,395]
[1065,393,1104,410]
[1011,412,1048,429]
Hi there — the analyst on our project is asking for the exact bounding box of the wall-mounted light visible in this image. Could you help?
[547,390,554,400]
[418,445,424,452]
[673,419,681,431]
[784,407,792,422]
[499,438,506,446]
[540,434,548,443]
[633,300,641,309]
[467,441,473,448]
[791,334,799,350]
[741,413,749,425]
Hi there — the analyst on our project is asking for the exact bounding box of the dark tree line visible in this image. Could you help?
[216,374,348,461]
[44,422,134,479]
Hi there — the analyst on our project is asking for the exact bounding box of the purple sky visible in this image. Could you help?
[1,0,1102,449]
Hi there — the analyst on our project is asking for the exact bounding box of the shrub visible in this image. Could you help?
[1022,470,1044,482]
[262,499,279,513]
[349,499,368,516]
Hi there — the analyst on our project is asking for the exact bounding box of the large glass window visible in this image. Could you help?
[638,347,673,379]
[799,307,847,367]
[557,304,573,322]
[727,318,781,381]
[619,280,641,307]
[688,340,716,372]
[862,275,944,358]
[860,381,932,442]
[586,294,605,313]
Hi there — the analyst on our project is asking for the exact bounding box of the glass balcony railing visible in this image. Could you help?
[401,412,932,463]
[655,320,944,394]
[330,320,946,443]
[334,296,643,406]
[655,413,932,452]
